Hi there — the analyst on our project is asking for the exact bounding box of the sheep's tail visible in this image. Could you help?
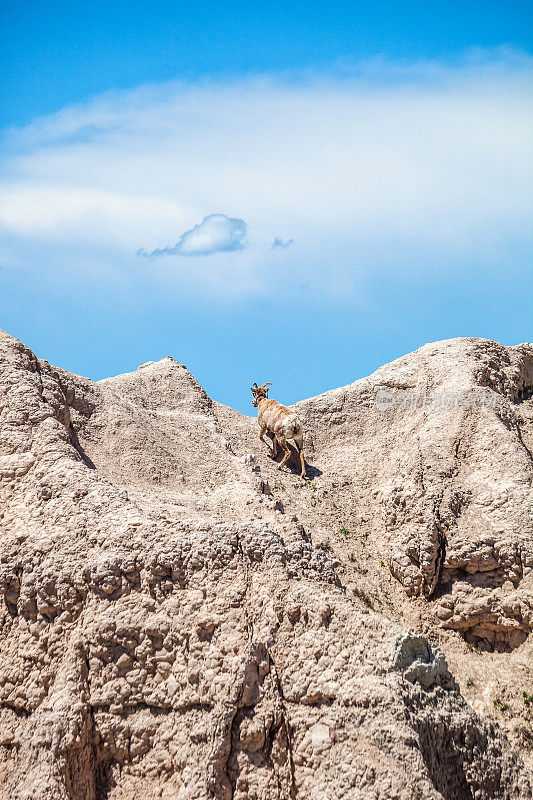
[284,414,302,440]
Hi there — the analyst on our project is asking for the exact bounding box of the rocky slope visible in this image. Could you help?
[0,329,532,799]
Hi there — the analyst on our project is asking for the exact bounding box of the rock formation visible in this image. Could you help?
[0,329,531,799]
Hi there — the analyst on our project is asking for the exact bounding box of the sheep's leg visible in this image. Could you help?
[278,444,291,471]
[299,449,306,478]
[272,436,278,459]
[295,439,306,478]
[259,424,268,445]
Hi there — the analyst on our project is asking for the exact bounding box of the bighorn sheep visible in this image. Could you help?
[250,382,306,478]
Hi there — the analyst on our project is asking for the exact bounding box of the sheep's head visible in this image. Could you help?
[251,382,271,407]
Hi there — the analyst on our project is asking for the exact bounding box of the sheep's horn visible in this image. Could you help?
[260,382,272,389]
[251,382,258,389]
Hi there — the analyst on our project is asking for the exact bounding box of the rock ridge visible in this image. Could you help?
[0,328,531,799]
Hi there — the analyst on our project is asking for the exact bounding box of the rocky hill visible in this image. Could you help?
[0,329,532,800]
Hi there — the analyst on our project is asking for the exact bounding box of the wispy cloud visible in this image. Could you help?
[271,237,294,250]
[139,213,248,257]
[1,49,532,298]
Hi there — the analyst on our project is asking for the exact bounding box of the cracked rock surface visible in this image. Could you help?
[0,329,532,799]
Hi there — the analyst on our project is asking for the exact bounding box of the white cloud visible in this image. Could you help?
[141,213,248,257]
[1,49,532,298]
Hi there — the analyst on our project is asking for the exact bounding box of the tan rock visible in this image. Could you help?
[0,329,531,798]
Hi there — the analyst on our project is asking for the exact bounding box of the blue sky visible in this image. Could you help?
[1,1,532,413]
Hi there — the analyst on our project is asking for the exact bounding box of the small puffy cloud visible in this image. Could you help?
[271,237,294,249]
[142,213,247,257]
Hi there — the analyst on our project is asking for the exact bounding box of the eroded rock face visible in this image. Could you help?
[294,338,533,651]
[0,329,532,799]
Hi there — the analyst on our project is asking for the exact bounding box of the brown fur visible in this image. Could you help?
[250,383,306,478]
